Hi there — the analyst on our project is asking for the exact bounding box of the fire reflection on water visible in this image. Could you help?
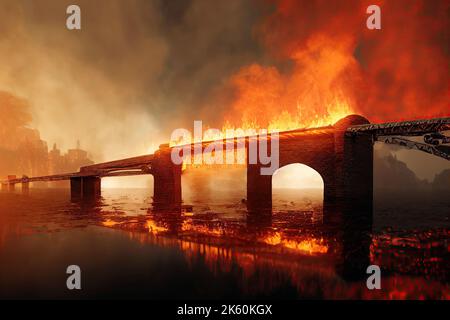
[0,188,449,299]
[112,216,449,300]
[262,232,327,255]
[103,209,329,256]
[121,223,340,298]
[96,205,448,299]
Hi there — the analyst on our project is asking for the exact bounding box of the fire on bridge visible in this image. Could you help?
[1,115,449,214]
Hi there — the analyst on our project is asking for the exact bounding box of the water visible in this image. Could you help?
[0,184,448,299]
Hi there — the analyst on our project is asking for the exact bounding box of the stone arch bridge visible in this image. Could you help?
[2,115,449,214]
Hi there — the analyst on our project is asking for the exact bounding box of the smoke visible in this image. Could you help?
[0,91,32,150]
[182,167,247,206]
[0,0,266,161]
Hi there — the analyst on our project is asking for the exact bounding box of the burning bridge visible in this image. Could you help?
[2,115,449,213]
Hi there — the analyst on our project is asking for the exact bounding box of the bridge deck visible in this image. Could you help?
[1,170,151,185]
[80,154,155,173]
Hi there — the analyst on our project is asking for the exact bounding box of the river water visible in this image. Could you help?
[0,175,448,299]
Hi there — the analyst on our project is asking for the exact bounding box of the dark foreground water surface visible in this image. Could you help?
[0,185,448,299]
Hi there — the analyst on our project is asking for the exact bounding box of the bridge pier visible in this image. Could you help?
[342,134,373,207]
[152,147,182,210]
[70,177,82,198]
[334,115,373,210]
[6,175,16,192]
[70,176,101,199]
[247,164,272,214]
[83,176,101,198]
[22,182,30,193]
[332,115,373,250]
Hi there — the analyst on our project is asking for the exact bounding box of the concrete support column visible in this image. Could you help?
[152,147,182,210]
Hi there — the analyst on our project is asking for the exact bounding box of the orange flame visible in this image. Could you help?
[145,220,168,235]
[171,35,356,148]
[181,220,223,237]
[263,231,328,255]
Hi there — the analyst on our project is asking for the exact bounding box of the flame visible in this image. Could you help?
[263,231,328,255]
[267,99,353,131]
[244,0,449,124]
[182,0,449,147]
[220,33,358,134]
[170,36,356,148]
[181,219,223,237]
[170,98,352,147]
[145,219,168,234]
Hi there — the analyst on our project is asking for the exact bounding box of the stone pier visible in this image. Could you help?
[7,175,16,192]
[247,163,272,214]
[152,146,182,210]
[70,176,101,199]
[22,182,30,192]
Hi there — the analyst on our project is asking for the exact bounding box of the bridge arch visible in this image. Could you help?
[181,166,246,212]
[101,175,154,190]
[272,163,324,213]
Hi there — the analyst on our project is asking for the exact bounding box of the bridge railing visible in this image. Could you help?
[346,117,450,136]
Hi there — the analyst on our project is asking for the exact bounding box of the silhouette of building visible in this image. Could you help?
[47,141,94,187]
